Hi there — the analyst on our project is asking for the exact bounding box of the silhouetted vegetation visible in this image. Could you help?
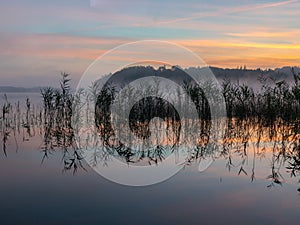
[40,72,85,174]
[1,66,300,191]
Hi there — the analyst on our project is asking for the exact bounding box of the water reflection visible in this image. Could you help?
[1,69,300,192]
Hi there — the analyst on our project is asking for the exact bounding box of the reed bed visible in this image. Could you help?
[1,67,300,189]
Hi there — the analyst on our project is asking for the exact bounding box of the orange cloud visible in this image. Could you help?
[225,31,296,38]
[171,39,300,68]
[0,34,128,60]
[1,33,300,72]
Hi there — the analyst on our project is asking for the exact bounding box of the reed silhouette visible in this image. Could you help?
[1,67,300,191]
[40,72,85,174]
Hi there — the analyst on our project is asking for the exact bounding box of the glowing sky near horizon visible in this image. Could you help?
[0,0,300,86]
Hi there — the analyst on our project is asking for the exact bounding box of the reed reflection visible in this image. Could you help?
[1,67,300,191]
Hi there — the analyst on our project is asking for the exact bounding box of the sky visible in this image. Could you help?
[0,0,300,87]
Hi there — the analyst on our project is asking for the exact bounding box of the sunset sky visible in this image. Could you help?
[1,0,300,87]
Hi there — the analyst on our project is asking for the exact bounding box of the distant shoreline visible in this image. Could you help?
[0,86,45,93]
[1,66,299,92]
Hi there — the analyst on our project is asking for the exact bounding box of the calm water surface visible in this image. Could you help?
[0,93,299,225]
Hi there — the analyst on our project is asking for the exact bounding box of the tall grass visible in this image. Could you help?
[1,67,300,187]
[40,72,84,174]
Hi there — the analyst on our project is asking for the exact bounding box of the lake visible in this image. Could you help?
[0,92,300,225]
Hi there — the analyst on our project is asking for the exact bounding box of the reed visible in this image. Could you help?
[1,67,300,190]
